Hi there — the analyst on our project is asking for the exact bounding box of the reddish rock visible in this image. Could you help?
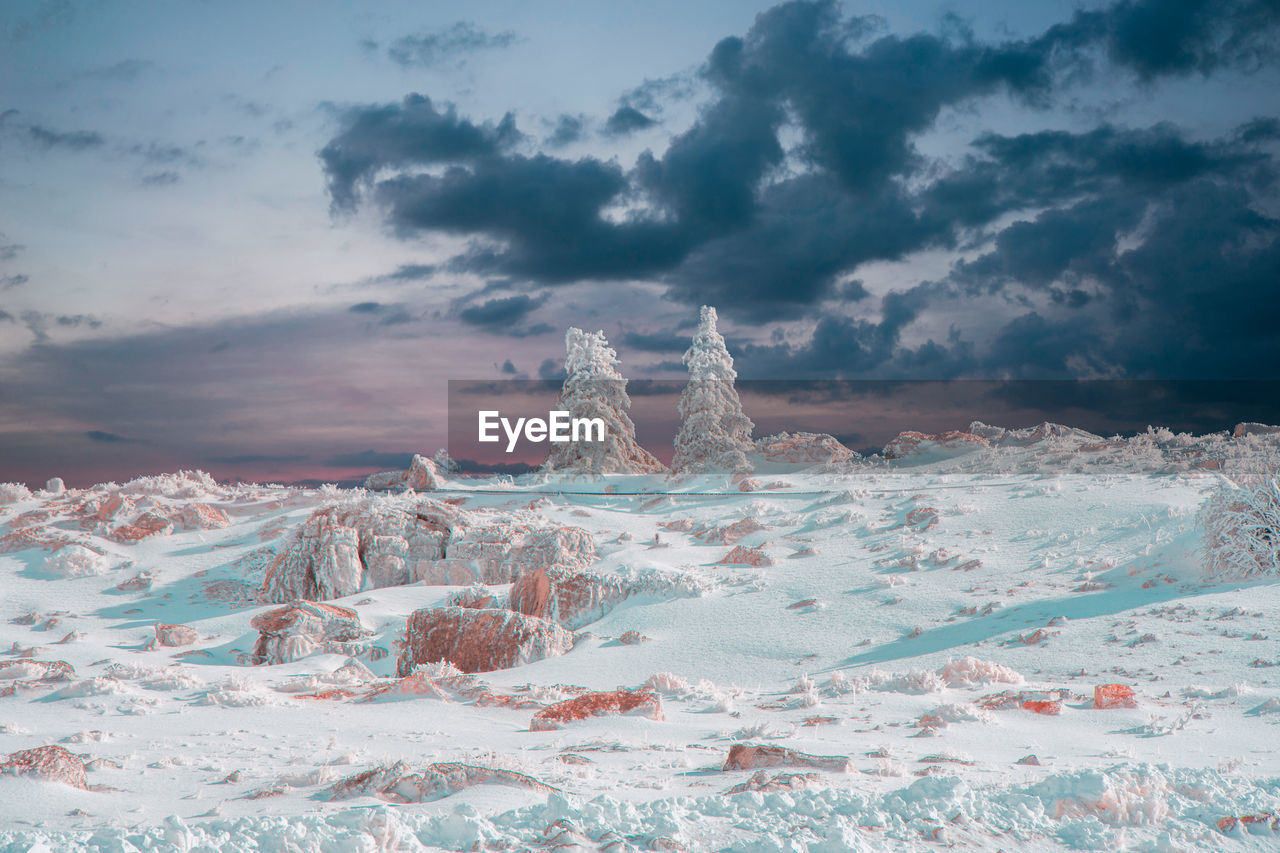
[177,503,231,530]
[1218,812,1279,834]
[0,660,75,681]
[695,517,765,545]
[529,688,663,731]
[397,606,574,675]
[447,585,498,610]
[905,507,940,530]
[1094,684,1137,709]
[111,512,175,543]
[978,689,1071,711]
[788,598,819,610]
[443,523,596,586]
[619,630,647,645]
[364,454,443,492]
[883,430,989,461]
[1022,699,1062,715]
[753,432,855,466]
[0,745,88,789]
[719,545,773,567]
[115,572,154,592]
[250,601,373,665]
[737,478,762,493]
[510,564,691,630]
[1233,423,1280,439]
[723,744,850,773]
[1016,755,1041,766]
[153,623,198,647]
[329,761,557,803]
[91,493,134,522]
[0,529,75,554]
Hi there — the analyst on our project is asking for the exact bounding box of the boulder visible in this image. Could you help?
[177,503,230,530]
[111,511,175,543]
[883,430,989,461]
[1218,813,1279,834]
[364,454,443,492]
[530,688,663,731]
[397,607,574,675]
[967,421,1103,448]
[719,545,773,567]
[45,478,65,494]
[1093,684,1137,709]
[261,498,464,602]
[695,517,765,545]
[445,524,596,585]
[753,432,855,466]
[1233,423,1280,439]
[723,744,850,773]
[153,623,198,647]
[0,745,88,789]
[510,565,692,630]
[726,771,822,794]
[329,761,556,803]
[250,601,373,665]
[1022,699,1062,715]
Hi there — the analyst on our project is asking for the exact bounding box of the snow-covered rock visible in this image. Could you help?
[719,545,773,567]
[262,497,465,601]
[153,623,198,647]
[1233,422,1280,438]
[249,601,374,665]
[363,454,443,492]
[968,420,1104,447]
[110,511,175,543]
[43,544,108,577]
[510,565,700,630]
[397,606,575,674]
[44,478,65,494]
[0,745,88,789]
[754,431,856,466]
[722,744,850,772]
[328,761,556,803]
[529,687,663,730]
[883,430,990,461]
[444,523,597,586]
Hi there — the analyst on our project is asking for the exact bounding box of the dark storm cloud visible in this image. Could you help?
[322,0,1280,377]
[457,293,546,330]
[545,114,586,148]
[622,330,689,352]
[385,263,437,282]
[603,106,656,136]
[321,94,520,210]
[26,123,105,151]
[0,235,21,262]
[85,430,141,444]
[349,301,383,313]
[381,22,519,69]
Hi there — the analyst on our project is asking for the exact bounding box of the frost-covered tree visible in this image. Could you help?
[543,327,667,475]
[672,306,755,474]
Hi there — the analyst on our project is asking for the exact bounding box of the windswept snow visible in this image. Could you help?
[2,430,1280,850]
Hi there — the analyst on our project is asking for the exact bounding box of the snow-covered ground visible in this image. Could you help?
[2,432,1280,851]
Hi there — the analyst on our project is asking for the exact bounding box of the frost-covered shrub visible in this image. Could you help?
[1199,476,1280,577]
[671,305,754,474]
[122,470,221,498]
[0,482,32,504]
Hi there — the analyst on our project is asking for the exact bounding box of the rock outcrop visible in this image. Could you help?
[329,761,556,803]
[883,430,990,461]
[0,745,88,789]
[1094,684,1137,709]
[754,432,855,466]
[249,601,374,665]
[397,607,574,675]
[153,623,198,647]
[364,454,443,492]
[530,687,663,731]
[722,744,850,772]
[510,565,698,630]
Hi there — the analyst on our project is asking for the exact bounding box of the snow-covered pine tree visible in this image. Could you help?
[671,305,755,474]
[543,327,667,475]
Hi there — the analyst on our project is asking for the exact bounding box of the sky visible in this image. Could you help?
[1,0,1279,486]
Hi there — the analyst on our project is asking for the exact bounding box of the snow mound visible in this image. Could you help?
[328,761,557,803]
[754,431,856,466]
[0,745,88,789]
[42,544,109,578]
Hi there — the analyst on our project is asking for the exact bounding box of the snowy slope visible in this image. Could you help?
[1,444,1279,851]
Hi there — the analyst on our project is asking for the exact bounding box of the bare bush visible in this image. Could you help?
[1200,476,1280,577]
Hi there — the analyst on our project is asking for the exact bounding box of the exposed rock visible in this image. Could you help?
[510,565,697,630]
[364,454,443,492]
[261,498,466,602]
[447,584,500,610]
[883,430,990,461]
[91,494,134,523]
[153,623,198,647]
[115,572,154,592]
[694,517,765,545]
[905,507,939,530]
[0,745,88,789]
[249,601,374,665]
[0,528,75,554]
[723,744,850,773]
[754,432,855,466]
[1016,755,1042,766]
[619,630,647,645]
[329,761,556,803]
[1022,699,1062,715]
[0,659,75,681]
[1094,683,1137,709]
[967,421,1103,447]
[726,771,822,794]
[1218,812,1279,834]
[176,503,230,530]
[530,688,663,731]
[398,606,575,675]
[111,512,175,543]
[719,545,773,567]
[1233,423,1280,439]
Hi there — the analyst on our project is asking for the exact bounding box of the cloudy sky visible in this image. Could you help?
[2,0,1278,486]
